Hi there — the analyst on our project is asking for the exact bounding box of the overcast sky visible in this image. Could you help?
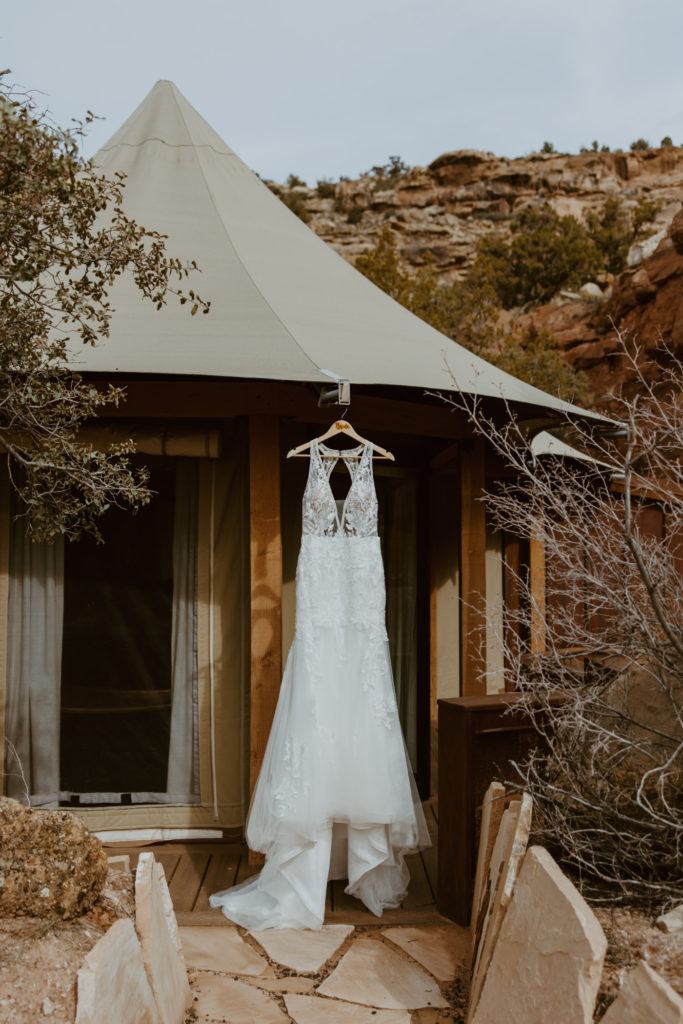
[4,0,683,184]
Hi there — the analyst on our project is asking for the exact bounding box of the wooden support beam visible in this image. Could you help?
[248,416,283,807]
[88,379,471,438]
[460,439,487,696]
[529,522,546,655]
[502,533,521,691]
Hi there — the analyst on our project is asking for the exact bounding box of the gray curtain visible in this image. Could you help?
[381,472,418,769]
[163,460,200,802]
[5,525,64,806]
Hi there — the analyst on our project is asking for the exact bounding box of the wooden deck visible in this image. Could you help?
[105,800,441,927]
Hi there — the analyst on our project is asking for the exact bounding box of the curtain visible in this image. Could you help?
[5,523,64,806]
[381,473,418,769]
[163,460,200,802]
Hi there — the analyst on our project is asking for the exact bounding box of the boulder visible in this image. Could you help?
[656,904,683,935]
[601,961,683,1023]
[579,282,605,302]
[0,797,108,919]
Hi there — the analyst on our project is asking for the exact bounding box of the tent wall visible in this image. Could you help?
[0,432,250,831]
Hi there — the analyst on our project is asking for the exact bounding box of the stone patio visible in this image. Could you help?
[181,921,470,1023]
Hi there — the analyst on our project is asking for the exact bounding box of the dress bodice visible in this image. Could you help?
[301,439,378,538]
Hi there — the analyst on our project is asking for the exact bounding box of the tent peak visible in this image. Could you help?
[97,79,236,157]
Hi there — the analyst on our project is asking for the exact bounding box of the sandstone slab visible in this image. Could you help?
[657,904,683,935]
[317,937,448,1010]
[192,974,288,1023]
[470,781,506,950]
[601,961,683,1023]
[0,797,108,919]
[135,853,191,1024]
[250,924,353,972]
[75,918,159,1024]
[383,925,468,981]
[469,792,533,1016]
[106,854,131,876]
[285,993,411,1024]
[180,925,272,975]
[471,846,606,1024]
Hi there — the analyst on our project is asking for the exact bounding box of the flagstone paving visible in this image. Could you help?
[187,923,468,1022]
[284,993,412,1024]
[250,924,354,973]
[383,925,469,982]
[180,925,273,976]
[317,937,449,1010]
[192,974,289,1023]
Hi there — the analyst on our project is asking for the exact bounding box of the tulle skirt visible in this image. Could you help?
[210,620,429,930]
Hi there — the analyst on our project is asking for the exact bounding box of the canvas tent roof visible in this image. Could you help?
[70,80,599,420]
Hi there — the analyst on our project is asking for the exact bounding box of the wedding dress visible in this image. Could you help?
[210,439,429,930]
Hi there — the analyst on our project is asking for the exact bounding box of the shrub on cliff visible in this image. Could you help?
[585,196,660,275]
[316,178,336,198]
[471,205,602,308]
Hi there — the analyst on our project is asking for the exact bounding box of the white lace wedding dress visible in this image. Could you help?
[210,439,429,929]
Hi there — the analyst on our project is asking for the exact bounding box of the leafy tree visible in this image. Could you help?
[367,155,410,188]
[661,136,673,147]
[471,205,602,308]
[630,138,650,152]
[585,196,660,275]
[286,173,307,188]
[541,141,556,154]
[0,74,209,541]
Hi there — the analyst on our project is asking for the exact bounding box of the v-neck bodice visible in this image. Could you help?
[301,439,378,538]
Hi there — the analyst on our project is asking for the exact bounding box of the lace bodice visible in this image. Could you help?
[302,439,378,538]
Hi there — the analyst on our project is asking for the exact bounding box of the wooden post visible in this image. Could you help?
[529,521,546,655]
[249,416,283,808]
[460,438,487,695]
[503,533,521,691]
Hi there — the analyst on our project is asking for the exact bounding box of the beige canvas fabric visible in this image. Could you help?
[69,80,601,420]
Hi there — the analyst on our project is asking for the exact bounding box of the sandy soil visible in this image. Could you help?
[0,867,134,1024]
[594,905,683,1019]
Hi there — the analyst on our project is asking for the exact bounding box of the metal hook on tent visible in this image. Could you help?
[317,368,351,409]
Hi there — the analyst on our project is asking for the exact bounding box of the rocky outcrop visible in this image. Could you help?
[0,797,108,919]
[273,146,683,285]
[517,207,683,405]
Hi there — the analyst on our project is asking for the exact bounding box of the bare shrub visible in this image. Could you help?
[458,336,683,905]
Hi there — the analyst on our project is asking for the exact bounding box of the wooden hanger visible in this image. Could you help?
[286,419,395,461]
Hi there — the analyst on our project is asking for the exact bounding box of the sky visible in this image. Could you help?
[4,0,683,185]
